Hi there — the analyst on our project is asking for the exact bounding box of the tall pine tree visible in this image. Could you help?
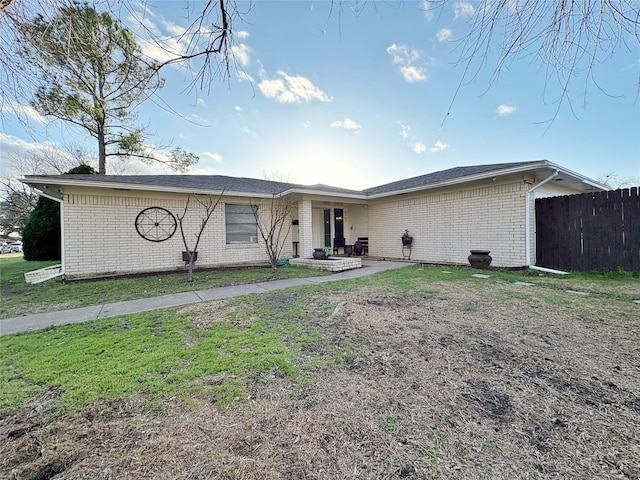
[22,5,196,174]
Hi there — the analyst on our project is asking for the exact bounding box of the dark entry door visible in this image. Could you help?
[323,209,331,247]
[334,208,344,240]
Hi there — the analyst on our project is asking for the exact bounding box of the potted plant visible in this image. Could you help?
[402,229,413,245]
[353,240,363,255]
[313,247,330,260]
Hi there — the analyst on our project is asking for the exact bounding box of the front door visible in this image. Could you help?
[323,209,331,247]
[334,208,344,241]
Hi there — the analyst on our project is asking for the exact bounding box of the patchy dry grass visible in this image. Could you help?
[1,266,638,479]
[0,256,330,318]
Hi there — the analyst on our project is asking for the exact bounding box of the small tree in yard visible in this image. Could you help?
[176,193,224,282]
[254,193,295,273]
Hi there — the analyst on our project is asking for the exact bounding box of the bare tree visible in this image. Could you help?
[422,0,640,123]
[176,193,224,282]
[0,145,97,234]
[118,0,250,91]
[596,172,640,189]
[4,0,637,127]
[253,192,295,273]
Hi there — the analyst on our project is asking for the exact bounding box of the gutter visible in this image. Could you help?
[525,169,559,267]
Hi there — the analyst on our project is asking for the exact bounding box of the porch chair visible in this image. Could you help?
[356,237,369,256]
[333,237,346,255]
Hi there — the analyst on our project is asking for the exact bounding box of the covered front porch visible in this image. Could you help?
[292,198,369,260]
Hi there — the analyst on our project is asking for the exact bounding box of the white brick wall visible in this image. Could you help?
[60,175,587,276]
[368,177,529,267]
[62,188,288,277]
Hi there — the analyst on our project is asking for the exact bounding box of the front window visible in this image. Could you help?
[225,204,258,244]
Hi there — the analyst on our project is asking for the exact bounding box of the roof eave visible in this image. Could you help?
[20,177,279,199]
[282,187,367,200]
[365,160,605,198]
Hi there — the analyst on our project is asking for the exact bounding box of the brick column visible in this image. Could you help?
[298,199,313,259]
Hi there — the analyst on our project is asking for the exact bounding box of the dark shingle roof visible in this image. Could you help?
[362,161,544,195]
[25,161,551,197]
[47,174,297,194]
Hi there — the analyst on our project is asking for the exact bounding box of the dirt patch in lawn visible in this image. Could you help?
[2,278,639,479]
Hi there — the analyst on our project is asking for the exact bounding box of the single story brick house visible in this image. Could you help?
[22,160,605,278]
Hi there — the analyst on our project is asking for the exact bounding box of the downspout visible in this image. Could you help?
[525,169,559,267]
[60,200,65,277]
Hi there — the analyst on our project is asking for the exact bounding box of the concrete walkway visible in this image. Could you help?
[0,260,410,336]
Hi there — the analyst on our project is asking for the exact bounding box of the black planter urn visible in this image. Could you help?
[313,249,328,260]
[468,250,492,269]
[402,236,413,246]
[353,241,363,256]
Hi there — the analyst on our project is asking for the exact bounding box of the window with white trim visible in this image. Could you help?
[225,203,258,244]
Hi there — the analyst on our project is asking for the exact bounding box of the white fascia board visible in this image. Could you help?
[364,160,604,199]
[280,187,367,200]
[363,165,539,199]
[552,165,609,190]
[20,177,276,199]
[37,190,64,202]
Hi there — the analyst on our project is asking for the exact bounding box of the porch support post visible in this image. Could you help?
[298,199,313,259]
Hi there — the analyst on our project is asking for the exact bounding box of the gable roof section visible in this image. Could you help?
[362,161,545,196]
[22,160,605,201]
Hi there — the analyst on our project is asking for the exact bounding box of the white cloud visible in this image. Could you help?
[234,105,243,112]
[0,133,49,155]
[0,133,58,176]
[258,71,332,104]
[398,123,411,139]
[331,118,362,134]
[237,71,254,82]
[161,19,186,37]
[137,35,187,64]
[125,8,191,66]
[0,96,46,123]
[420,0,435,20]
[413,143,426,153]
[196,98,206,107]
[400,65,427,82]
[231,43,251,66]
[437,28,453,42]
[386,43,427,83]
[202,151,223,162]
[496,104,518,116]
[236,30,250,40]
[454,2,476,19]
[430,140,450,152]
[387,43,420,65]
[185,113,210,125]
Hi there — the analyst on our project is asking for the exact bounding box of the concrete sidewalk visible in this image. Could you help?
[0,260,410,336]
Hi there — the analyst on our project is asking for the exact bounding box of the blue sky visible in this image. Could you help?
[1,0,639,190]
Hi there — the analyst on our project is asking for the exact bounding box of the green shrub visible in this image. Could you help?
[22,196,61,261]
[22,164,95,261]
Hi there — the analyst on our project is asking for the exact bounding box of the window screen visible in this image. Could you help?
[225,204,258,244]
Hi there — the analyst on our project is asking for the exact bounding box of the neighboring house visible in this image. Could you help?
[22,160,605,278]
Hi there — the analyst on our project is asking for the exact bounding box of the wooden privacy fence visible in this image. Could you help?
[535,187,640,271]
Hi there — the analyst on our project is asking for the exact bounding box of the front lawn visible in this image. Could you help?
[1,265,638,478]
[0,256,330,318]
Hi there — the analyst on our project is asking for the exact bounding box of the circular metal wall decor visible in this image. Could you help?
[135,207,177,242]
